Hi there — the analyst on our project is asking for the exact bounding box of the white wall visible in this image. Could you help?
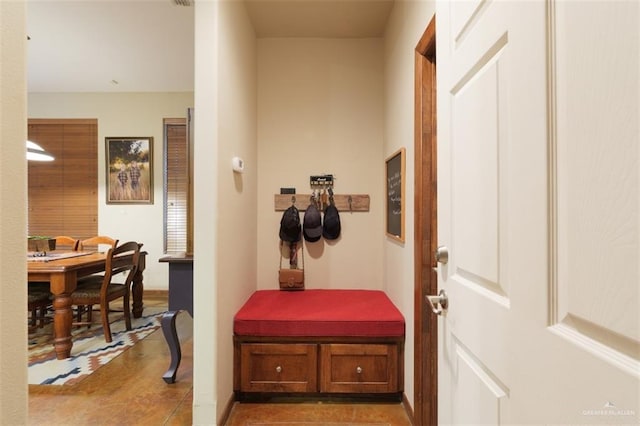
[28,92,194,291]
[215,0,258,421]
[192,1,219,421]
[383,0,436,411]
[256,38,385,291]
[192,1,257,423]
[0,2,29,424]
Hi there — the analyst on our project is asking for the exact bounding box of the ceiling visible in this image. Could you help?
[27,0,195,93]
[244,0,394,39]
[27,0,393,93]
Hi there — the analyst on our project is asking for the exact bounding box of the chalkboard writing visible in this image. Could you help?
[385,148,405,242]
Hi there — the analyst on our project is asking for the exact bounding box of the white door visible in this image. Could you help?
[435,0,639,424]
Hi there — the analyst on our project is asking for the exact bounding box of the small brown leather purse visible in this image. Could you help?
[278,241,304,290]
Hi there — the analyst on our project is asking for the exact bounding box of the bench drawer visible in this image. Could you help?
[240,343,318,393]
[320,344,399,393]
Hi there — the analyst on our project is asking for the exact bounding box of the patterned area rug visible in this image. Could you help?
[28,308,165,385]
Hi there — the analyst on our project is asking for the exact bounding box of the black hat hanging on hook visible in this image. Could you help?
[322,188,341,240]
[279,203,301,243]
[303,195,322,242]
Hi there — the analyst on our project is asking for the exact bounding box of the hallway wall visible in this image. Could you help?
[383,0,436,409]
[0,2,28,424]
[192,1,258,423]
[256,37,385,291]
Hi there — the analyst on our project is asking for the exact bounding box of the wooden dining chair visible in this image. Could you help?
[70,241,141,343]
[28,287,51,332]
[76,236,118,284]
[78,235,118,252]
[54,235,79,251]
[75,236,119,322]
[26,235,76,329]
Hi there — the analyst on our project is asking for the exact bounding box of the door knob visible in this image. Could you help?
[435,246,449,264]
[426,289,448,315]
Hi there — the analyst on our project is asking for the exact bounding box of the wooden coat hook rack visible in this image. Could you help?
[274,194,370,212]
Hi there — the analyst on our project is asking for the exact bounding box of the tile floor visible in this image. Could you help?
[28,295,413,425]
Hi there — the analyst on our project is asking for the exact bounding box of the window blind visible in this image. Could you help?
[28,119,98,240]
[164,120,189,253]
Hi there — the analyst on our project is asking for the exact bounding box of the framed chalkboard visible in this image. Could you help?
[385,148,405,242]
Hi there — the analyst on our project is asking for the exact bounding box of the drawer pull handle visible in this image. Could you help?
[356,366,363,374]
[275,365,282,373]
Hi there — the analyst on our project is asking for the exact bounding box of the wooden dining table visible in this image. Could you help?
[27,250,147,359]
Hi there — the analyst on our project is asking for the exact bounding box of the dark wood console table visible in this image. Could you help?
[159,255,193,384]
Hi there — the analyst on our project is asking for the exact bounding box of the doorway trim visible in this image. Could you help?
[413,16,437,426]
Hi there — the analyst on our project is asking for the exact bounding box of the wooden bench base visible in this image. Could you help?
[233,335,404,400]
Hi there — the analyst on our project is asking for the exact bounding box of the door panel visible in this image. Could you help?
[449,337,508,425]
[452,58,500,293]
[437,0,639,424]
[438,2,517,423]
[551,0,639,374]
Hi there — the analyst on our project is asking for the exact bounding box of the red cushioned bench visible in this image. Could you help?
[233,289,405,399]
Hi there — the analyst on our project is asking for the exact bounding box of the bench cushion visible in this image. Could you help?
[234,289,405,337]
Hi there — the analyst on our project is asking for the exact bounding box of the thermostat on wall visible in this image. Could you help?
[232,157,244,173]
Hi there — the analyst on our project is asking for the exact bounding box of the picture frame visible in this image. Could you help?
[105,137,153,204]
[385,147,405,242]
